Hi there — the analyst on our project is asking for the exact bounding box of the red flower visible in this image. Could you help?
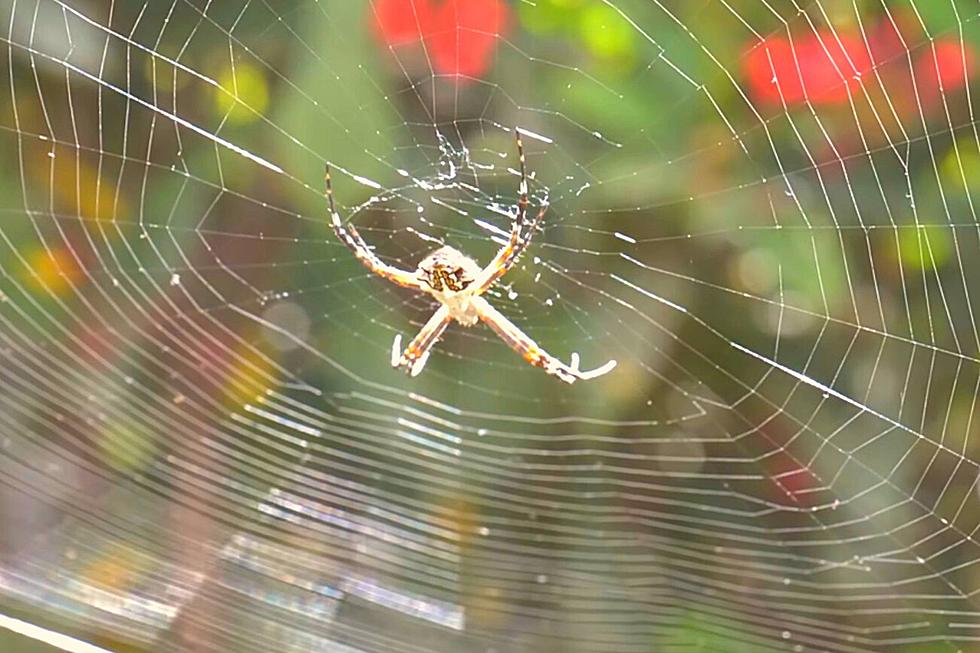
[373,0,433,45]
[745,31,872,105]
[372,0,510,79]
[916,39,974,94]
[865,15,909,67]
[426,0,509,78]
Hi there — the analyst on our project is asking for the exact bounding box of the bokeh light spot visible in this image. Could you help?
[214,63,270,125]
[24,246,82,295]
[579,4,635,62]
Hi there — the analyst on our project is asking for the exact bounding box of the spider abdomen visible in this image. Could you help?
[437,292,481,326]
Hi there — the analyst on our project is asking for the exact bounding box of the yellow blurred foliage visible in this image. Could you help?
[99,421,158,475]
[81,544,143,590]
[23,246,82,295]
[213,62,270,125]
[221,334,276,408]
[897,225,953,271]
[579,3,636,64]
[939,139,980,192]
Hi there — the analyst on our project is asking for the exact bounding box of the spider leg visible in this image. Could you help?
[392,305,452,377]
[516,128,529,228]
[325,165,422,290]
[472,297,616,383]
[474,130,548,293]
[475,203,548,294]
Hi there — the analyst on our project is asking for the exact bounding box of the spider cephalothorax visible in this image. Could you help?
[325,130,617,383]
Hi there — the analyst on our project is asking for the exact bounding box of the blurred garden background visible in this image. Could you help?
[2,0,980,651]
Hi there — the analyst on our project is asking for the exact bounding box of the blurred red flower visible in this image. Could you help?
[744,31,871,105]
[745,21,975,112]
[373,0,432,45]
[372,0,509,79]
[916,39,974,100]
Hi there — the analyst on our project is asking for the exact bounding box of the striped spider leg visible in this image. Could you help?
[325,166,421,290]
[472,296,618,383]
[325,130,617,383]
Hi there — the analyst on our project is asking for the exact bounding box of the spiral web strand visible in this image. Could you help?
[2,1,980,651]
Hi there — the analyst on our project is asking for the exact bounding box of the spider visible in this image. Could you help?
[324,130,617,383]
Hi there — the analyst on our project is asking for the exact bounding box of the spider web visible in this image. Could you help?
[1,0,980,651]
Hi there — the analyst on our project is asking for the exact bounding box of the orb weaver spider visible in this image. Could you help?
[325,130,617,383]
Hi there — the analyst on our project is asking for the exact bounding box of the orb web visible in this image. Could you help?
[2,1,980,652]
